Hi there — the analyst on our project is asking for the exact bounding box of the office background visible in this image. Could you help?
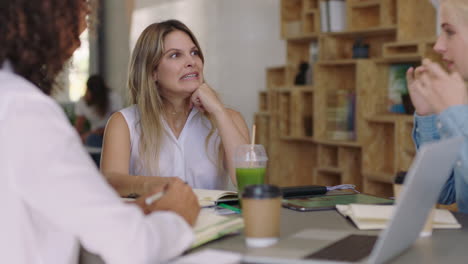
[81,0,286,129]
[60,0,451,207]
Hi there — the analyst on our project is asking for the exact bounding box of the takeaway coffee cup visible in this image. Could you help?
[242,184,282,248]
[394,171,434,237]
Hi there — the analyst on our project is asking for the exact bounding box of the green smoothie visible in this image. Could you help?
[236,167,266,200]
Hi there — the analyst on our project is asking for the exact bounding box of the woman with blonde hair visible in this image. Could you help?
[101,19,250,197]
[408,0,468,213]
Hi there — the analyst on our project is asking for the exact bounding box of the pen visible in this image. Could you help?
[217,203,241,214]
[145,191,165,206]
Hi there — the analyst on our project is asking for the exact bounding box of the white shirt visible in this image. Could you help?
[120,105,228,189]
[0,62,194,264]
[75,91,123,130]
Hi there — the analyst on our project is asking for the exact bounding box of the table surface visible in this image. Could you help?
[80,208,468,264]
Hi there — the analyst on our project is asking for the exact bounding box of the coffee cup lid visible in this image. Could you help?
[242,184,282,199]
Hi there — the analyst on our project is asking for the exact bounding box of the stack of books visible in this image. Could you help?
[326,90,356,141]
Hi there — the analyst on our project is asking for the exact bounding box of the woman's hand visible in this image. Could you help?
[415,59,468,114]
[190,83,225,116]
[407,65,434,116]
[136,178,200,226]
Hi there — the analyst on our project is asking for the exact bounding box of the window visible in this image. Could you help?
[69,29,90,102]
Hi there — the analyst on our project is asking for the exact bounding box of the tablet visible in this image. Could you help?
[282,193,393,211]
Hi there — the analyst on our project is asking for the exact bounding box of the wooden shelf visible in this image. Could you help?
[316,166,342,174]
[317,59,358,66]
[285,33,319,41]
[362,170,394,184]
[314,139,361,148]
[259,0,437,194]
[349,0,380,8]
[326,26,397,38]
[304,9,316,15]
[280,136,314,142]
[366,114,413,123]
[375,56,422,64]
[291,85,314,91]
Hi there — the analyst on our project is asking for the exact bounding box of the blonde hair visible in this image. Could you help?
[442,0,468,26]
[127,20,224,176]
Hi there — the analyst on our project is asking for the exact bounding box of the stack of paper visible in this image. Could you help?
[336,204,461,230]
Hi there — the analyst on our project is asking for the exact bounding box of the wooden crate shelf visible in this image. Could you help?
[318,144,339,168]
[259,91,268,112]
[397,0,436,42]
[347,0,397,30]
[382,40,439,59]
[266,66,286,89]
[326,26,396,38]
[286,40,318,85]
[363,178,393,198]
[362,170,394,184]
[303,0,319,11]
[256,0,439,198]
[302,10,320,35]
[279,136,315,142]
[313,168,341,187]
[314,138,361,148]
[281,0,321,39]
[362,121,395,176]
[255,113,270,151]
[281,0,303,39]
[319,31,396,60]
[278,91,292,137]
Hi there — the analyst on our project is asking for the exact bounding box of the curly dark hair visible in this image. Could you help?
[0,0,88,95]
[86,74,110,117]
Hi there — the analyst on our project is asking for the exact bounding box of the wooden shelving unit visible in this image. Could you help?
[255,0,439,196]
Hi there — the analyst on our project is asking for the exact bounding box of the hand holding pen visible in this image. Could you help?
[136,178,200,226]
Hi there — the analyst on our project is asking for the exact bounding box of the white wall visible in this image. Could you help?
[131,0,286,129]
[102,0,133,99]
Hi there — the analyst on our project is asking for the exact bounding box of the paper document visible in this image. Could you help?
[336,204,461,230]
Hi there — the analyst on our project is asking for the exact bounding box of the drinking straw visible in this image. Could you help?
[251,124,256,148]
[250,124,256,167]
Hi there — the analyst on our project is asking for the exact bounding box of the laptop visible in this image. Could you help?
[242,136,463,264]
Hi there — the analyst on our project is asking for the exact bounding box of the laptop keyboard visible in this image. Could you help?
[305,234,378,262]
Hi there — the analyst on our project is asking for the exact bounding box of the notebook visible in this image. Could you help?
[193,189,239,207]
[193,185,329,208]
[336,204,461,230]
[243,136,463,264]
[192,208,243,248]
[283,193,393,211]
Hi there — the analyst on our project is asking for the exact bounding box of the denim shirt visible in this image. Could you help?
[413,105,468,213]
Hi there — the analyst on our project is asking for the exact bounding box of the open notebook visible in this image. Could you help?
[336,204,461,230]
[191,208,243,248]
[193,189,239,207]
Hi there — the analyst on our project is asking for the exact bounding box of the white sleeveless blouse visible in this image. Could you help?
[119,105,228,190]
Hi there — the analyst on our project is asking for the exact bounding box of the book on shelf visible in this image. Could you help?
[320,0,347,33]
[193,189,239,208]
[387,63,417,114]
[192,208,244,248]
[319,0,329,32]
[326,90,356,141]
[306,41,319,85]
